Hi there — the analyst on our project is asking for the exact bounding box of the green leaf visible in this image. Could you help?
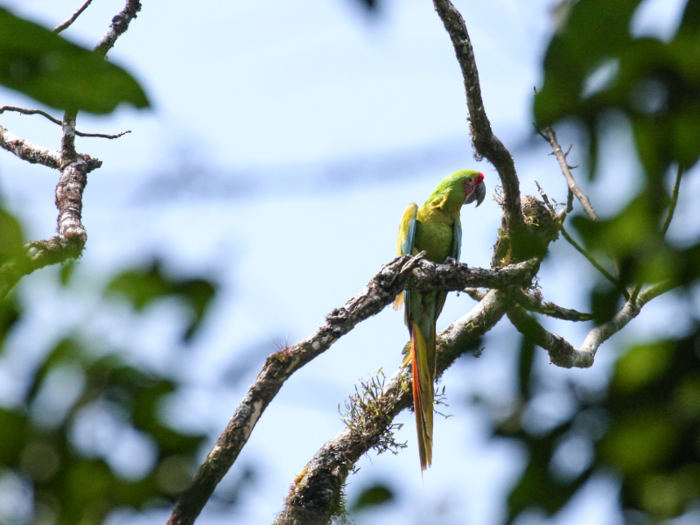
[0,207,24,264]
[0,8,149,114]
[0,408,29,466]
[351,483,394,511]
[535,0,642,127]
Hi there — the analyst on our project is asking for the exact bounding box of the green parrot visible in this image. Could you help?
[394,170,485,471]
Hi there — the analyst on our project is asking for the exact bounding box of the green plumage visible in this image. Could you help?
[394,169,485,471]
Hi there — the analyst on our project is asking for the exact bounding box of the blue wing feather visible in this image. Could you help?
[394,203,418,315]
[452,216,462,261]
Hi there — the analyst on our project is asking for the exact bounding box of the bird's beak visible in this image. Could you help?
[466,181,486,207]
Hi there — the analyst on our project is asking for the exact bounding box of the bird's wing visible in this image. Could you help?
[394,203,418,311]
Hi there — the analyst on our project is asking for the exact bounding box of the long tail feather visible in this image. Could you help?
[411,325,434,471]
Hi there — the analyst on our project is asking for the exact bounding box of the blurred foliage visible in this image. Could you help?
[535,0,700,179]
[499,0,700,523]
[350,483,395,512]
[0,205,24,265]
[0,206,219,525]
[105,260,217,343]
[0,8,148,113]
[536,0,700,301]
[500,327,700,524]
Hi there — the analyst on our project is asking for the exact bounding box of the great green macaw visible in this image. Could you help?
[394,170,485,471]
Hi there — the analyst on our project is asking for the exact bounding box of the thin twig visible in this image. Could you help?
[535,180,558,213]
[432,0,523,234]
[0,106,63,126]
[0,106,132,139]
[166,257,538,525]
[560,225,628,299]
[77,130,131,139]
[661,163,683,237]
[511,289,593,322]
[542,127,599,220]
[507,280,676,369]
[631,163,684,303]
[54,0,94,33]
[535,180,626,298]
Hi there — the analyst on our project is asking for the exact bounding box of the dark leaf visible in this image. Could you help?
[0,206,24,264]
[351,483,394,511]
[0,8,149,113]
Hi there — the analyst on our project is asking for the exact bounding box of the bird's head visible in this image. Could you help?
[441,170,485,207]
[427,170,486,210]
[461,171,486,207]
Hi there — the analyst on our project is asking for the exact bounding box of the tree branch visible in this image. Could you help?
[0,0,140,299]
[54,0,94,33]
[0,106,63,126]
[432,0,523,234]
[506,280,675,368]
[0,125,61,169]
[166,258,537,525]
[466,287,592,322]
[541,127,599,221]
[511,289,593,321]
[94,0,142,59]
[0,106,131,139]
[276,290,509,525]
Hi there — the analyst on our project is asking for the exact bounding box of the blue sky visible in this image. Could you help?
[0,1,696,524]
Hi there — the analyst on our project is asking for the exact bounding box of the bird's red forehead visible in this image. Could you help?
[476,172,484,184]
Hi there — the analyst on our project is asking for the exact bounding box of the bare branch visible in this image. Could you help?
[276,290,509,525]
[76,129,131,139]
[534,180,626,299]
[166,258,537,525]
[0,125,61,169]
[55,157,95,243]
[0,106,63,126]
[542,127,599,221]
[0,106,132,139]
[511,289,593,322]
[432,0,523,233]
[0,0,140,298]
[464,287,487,301]
[94,0,142,58]
[507,306,594,368]
[507,280,676,368]
[61,110,78,161]
[54,0,94,33]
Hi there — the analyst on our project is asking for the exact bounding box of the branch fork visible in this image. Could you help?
[0,0,141,299]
